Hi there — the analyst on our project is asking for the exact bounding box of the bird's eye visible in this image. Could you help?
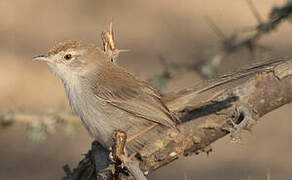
[64,54,72,60]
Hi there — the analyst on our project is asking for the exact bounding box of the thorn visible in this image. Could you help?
[203,145,213,156]
[236,25,257,33]
[205,16,226,40]
[245,0,264,24]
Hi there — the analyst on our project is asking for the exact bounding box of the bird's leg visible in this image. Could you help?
[127,125,156,143]
[112,130,128,162]
[111,130,147,180]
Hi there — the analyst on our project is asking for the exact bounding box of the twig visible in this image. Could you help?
[246,0,264,24]
[197,2,292,78]
[101,22,129,63]
[0,111,81,141]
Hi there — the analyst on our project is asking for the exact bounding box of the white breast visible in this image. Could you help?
[63,79,114,147]
[61,77,144,149]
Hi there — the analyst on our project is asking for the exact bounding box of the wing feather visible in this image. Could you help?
[91,63,177,128]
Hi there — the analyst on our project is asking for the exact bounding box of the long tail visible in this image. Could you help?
[165,57,291,112]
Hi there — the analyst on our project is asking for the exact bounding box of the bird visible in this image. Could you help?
[34,40,286,180]
[34,40,286,155]
[33,41,179,155]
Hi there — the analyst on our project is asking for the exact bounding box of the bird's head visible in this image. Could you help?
[33,41,110,83]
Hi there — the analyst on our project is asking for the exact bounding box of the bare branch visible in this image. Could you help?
[0,112,80,141]
[196,3,292,78]
[101,22,116,53]
[101,22,129,63]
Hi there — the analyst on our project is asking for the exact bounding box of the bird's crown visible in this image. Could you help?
[48,41,92,56]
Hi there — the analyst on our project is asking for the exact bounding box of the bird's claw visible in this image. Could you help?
[111,130,147,180]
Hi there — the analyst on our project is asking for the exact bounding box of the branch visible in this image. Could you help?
[0,112,81,141]
[101,22,129,63]
[135,3,292,90]
[224,2,292,54]
[62,58,292,179]
[197,2,292,78]
[139,58,292,172]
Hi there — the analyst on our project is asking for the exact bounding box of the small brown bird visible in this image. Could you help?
[34,41,178,154]
[33,39,286,180]
[34,40,282,155]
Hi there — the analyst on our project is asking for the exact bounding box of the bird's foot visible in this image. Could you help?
[110,130,147,180]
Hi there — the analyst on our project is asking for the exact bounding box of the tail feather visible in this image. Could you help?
[165,57,291,112]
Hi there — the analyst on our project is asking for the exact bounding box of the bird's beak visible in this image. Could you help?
[32,55,50,62]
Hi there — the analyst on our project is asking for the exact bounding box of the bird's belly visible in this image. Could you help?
[65,85,149,148]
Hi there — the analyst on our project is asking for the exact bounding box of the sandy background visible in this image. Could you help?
[0,0,292,179]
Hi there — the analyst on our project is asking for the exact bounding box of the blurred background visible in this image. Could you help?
[0,0,292,179]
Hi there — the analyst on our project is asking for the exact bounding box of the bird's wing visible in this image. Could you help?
[91,65,177,128]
